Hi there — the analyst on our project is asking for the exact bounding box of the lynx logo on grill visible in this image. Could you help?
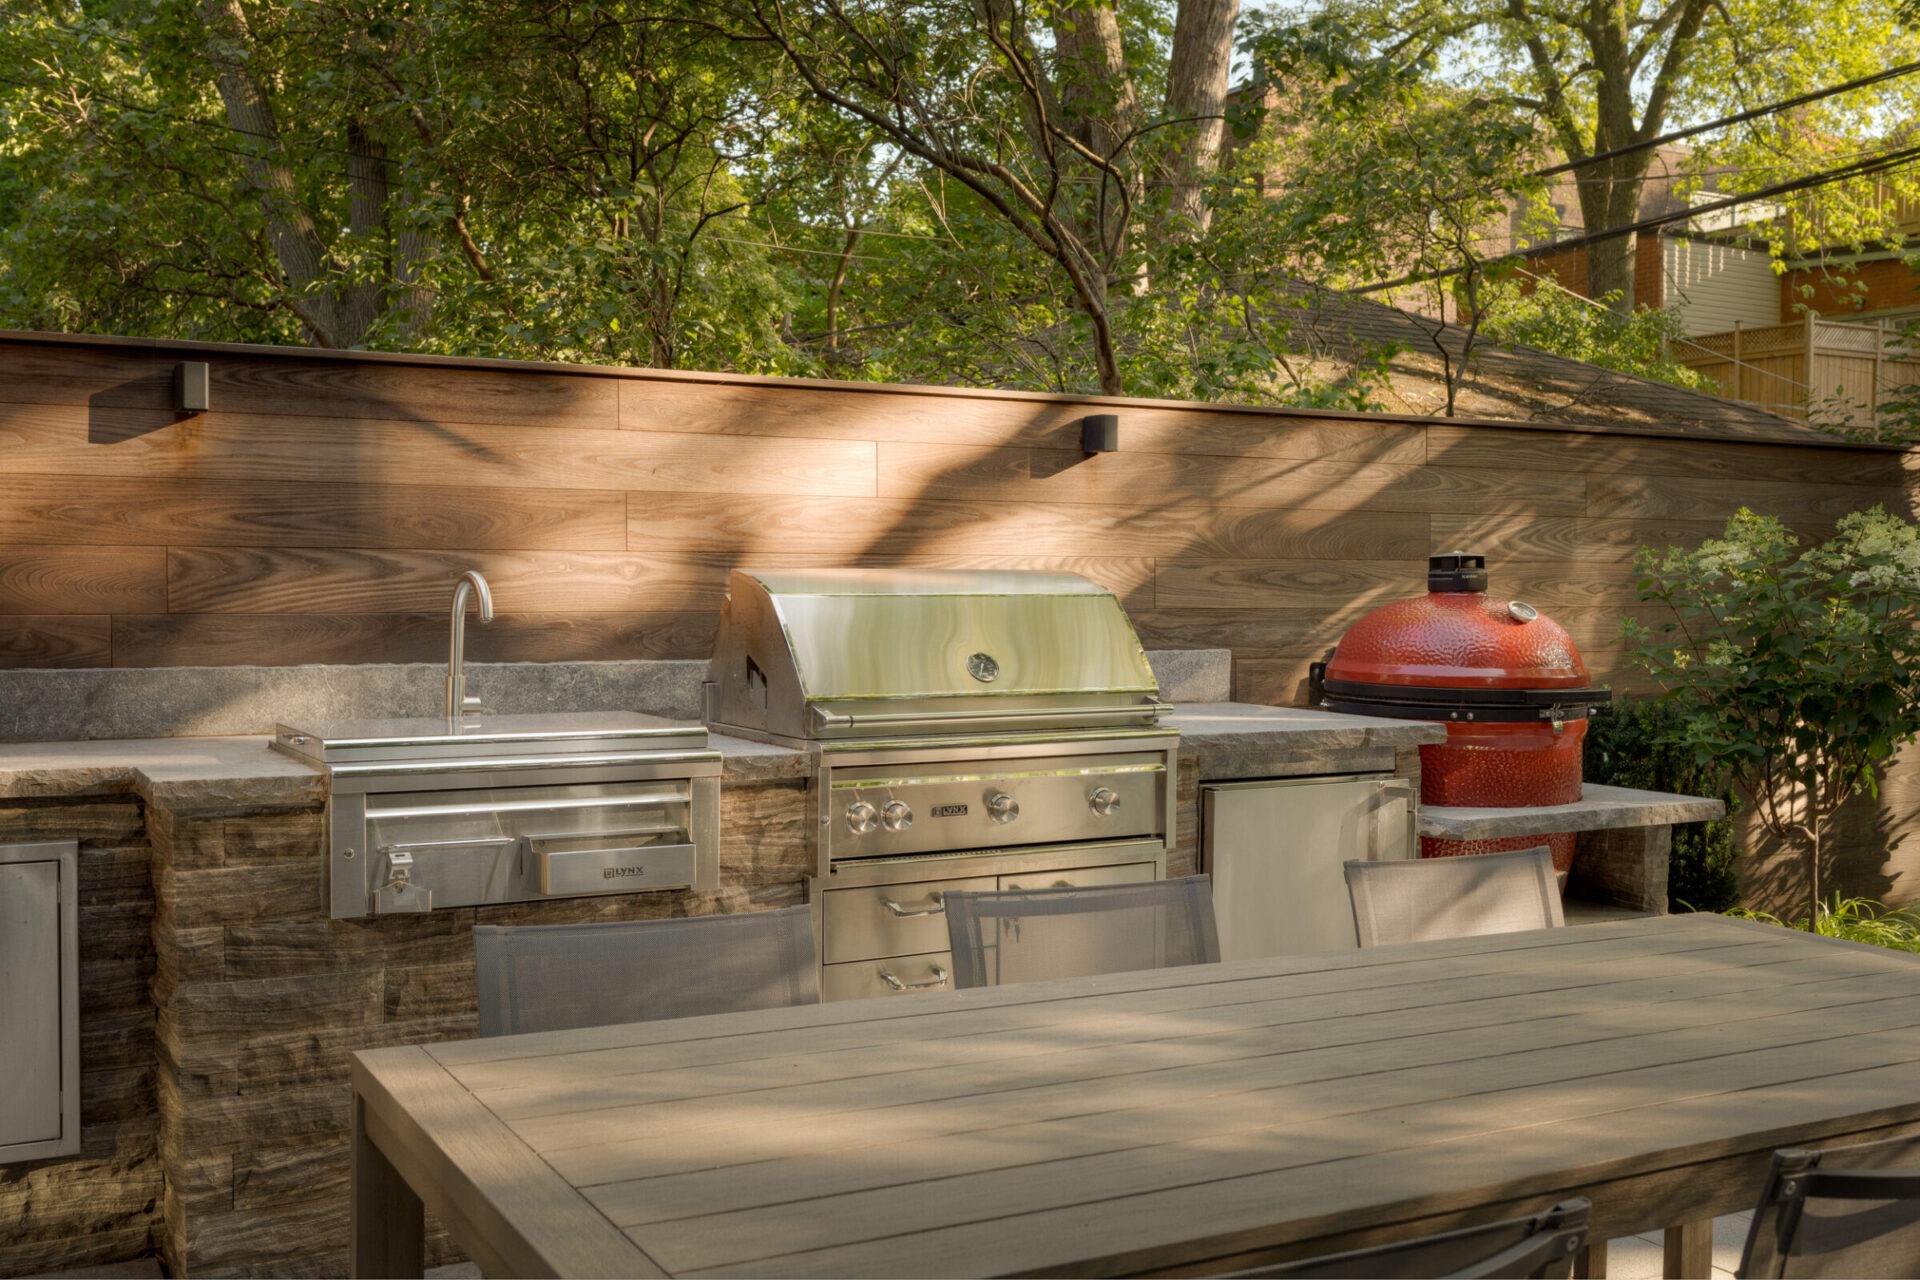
[603,865,648,880]
[931,803,969,818]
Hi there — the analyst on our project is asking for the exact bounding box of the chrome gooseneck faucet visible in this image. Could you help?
[446,570,494,719]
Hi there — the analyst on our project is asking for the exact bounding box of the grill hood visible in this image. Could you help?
[704,569,1164,745]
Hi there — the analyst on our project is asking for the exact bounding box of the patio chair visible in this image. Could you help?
[942,875,1220,988]
[1736,1132,1920,1278]
[1345,847,1564,948]
[1227,1197,1591,1278]
[472,905,819,1036]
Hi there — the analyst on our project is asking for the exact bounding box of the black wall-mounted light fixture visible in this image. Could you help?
[1080,413,1119,454]
[173,361,210,415]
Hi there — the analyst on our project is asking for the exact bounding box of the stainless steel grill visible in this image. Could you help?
[274,712,720,919]
[705,569,1179,1000]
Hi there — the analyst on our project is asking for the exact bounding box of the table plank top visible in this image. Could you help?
[353,914,1920,1278]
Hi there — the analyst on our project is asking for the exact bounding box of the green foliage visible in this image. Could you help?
[1232,14,1550,413]
[0,0,800,368]
[1478,280,1719,393]
[1626,507,1920,921]
[1584,699,1740,913]
[1730,897,1920,953]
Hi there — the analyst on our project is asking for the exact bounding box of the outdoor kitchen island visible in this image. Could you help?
[0,664,1704,1278]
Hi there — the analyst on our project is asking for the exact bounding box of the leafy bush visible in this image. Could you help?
[1478,278,1718,393]
[1730,897,1920,953]
[1584,698,1740,913]
[1627,507,1920,923]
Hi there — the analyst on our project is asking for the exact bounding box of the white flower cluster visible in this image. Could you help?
[1838,508,1920,593]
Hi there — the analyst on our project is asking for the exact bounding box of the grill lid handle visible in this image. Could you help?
[807,700,1166,734]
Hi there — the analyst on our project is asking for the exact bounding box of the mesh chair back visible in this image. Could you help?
[1345,847,1564,948]
[473,905,820,1037]
[943,875,1220,989]
[1230,1197,1590,1279]
[1738,1133,1920,1278]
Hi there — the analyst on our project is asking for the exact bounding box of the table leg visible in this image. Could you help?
[1662,1219,1712,1279]
[353,1093,425,1279]
[1574,1238,1607,1278]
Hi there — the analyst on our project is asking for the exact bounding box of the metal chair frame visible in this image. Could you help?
[1345,846,1564,948]
[472,905,819,1037]
[1738,1135,1920,1278]
[943,875,1220,989]
[1230,1197,1592,1279]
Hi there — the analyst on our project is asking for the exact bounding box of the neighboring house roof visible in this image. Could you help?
[1288,285,1841,443]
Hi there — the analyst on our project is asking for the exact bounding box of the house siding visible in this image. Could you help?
[1663,239,1778,335]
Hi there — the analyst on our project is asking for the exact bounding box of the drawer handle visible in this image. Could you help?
[879,964,949,991]
[1004,879,1073,891]
[878,891,946,918]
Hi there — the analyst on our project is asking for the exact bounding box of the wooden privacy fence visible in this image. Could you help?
[1676,318,1920,425]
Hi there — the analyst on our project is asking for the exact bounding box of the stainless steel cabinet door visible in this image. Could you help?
[1203,776,1414,960]
[0,841,78,1161]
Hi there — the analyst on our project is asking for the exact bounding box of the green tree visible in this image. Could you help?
[1626,508,1920,923]
[0,0,798,367]
[1229,17,1550,414]
[1327,0,1920,311]
[728,0,1241,394]
[1476,276,1717,391]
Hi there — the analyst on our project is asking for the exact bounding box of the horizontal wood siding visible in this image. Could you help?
[1,333,1915,908]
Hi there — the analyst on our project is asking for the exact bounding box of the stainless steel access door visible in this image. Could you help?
[1202,775,1415,960]
[0,841,79,1162]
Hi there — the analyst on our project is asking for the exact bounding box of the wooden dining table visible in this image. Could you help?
[350,913,1920,1278]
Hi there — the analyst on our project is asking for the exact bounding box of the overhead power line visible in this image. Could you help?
[1349,140,1920,297]
[1533,59,1920,179]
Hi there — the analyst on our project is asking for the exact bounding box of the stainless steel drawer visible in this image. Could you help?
[330,775,719,918]
[821,951,954,1001]
[999,862,1155,892]
[1,841,78,1163]
[822,875,996,964]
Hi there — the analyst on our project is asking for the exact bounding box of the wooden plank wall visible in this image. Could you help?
[2,333,1918,908]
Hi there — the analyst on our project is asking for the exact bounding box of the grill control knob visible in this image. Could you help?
[847,801,879,834]
[986,791,1020,824]
[882,800,914,832]
[1089,787,1121,817]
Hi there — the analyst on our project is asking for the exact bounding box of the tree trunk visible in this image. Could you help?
[1527,0,1708,316]
[200,0,361,347]
[343,121,394,343]
[1803,819,1824,928]
[1574,152,1649,313]
[1051,0,1140,162]
[1161,0,1239,235]
[1049,0,1141,262]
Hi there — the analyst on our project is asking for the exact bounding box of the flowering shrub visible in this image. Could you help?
[1626,507,1920,922]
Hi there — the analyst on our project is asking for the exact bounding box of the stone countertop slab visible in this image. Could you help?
[0,702,1443,806]
[0,736,323,807]
[0,731,817,805]
[1418,783,1727,839]
[1164,703,1447,754]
